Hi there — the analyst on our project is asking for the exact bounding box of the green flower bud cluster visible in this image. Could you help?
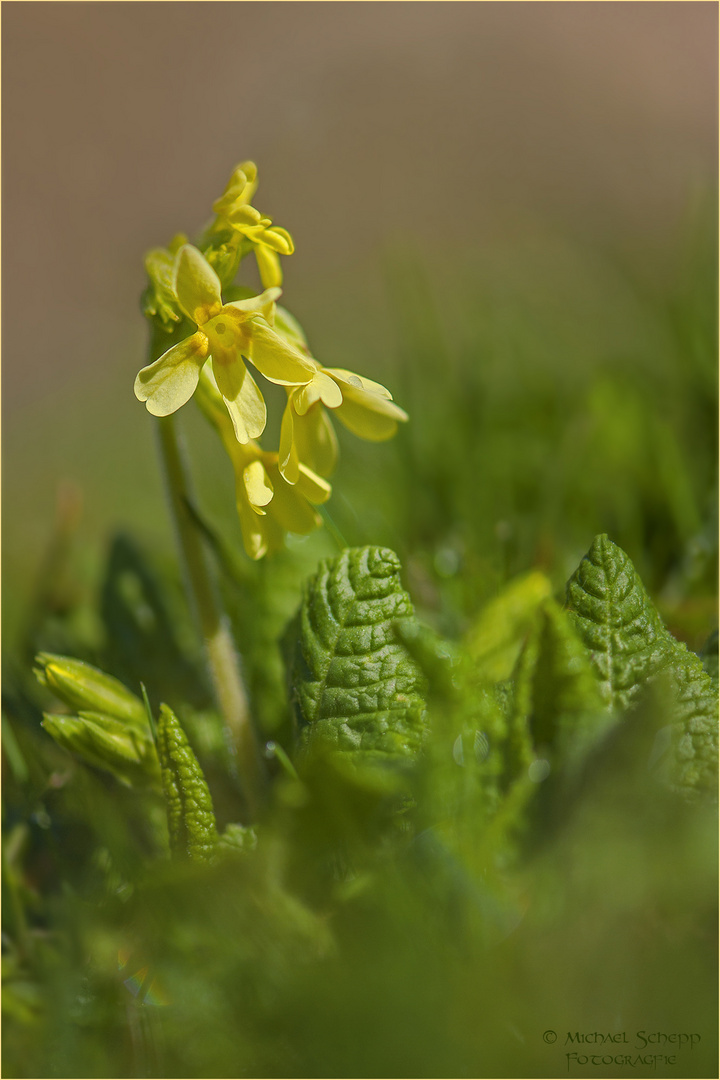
[35,653,159,787]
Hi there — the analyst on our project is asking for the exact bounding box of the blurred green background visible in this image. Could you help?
[2,2,717,641]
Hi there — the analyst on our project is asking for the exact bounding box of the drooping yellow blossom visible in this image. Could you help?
[135,244,315,442]
[194,368,331,559]
[278,360,409,484]
[210,161,294,289]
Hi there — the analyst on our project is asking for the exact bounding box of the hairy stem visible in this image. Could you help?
[156,413,266,816]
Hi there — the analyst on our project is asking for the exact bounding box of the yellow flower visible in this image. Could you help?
[211,161,294,289]
[134,245,314,442]
[278,362,409,484]
[195,368,331,559]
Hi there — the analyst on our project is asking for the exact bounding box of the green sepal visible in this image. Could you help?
[34,653,148,731]
[156,704,218,861]
[200,228,244,290]
[274,305,310,353]
[41,711,159,787]
[142,234,187,330]
[287,547,428,764]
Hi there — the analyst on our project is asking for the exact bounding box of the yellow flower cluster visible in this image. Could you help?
[135,161,407,558]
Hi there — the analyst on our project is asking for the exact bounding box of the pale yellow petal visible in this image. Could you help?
[134,333,209,416]
[296,463,332,505]
[294,372,343,415]
[279,396,300,484]
[325,368,393,399]
[255,244,282,289]
[334,381,409,441]
[223,288,281,323]
[243,459,274,511]
[235,494,270,560]
[263,462,322,536]
[245,318,315,385]
[174,245,223,325]
[212,357,267,443]
[293,404,339,477]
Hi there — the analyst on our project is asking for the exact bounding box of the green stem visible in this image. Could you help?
[156,413,266,817]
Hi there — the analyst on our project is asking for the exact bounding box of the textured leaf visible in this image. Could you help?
[661,644,719,798]
[156,705,217,861]
[288,547,427,762]
[566,534,673,712]
[567,535,718,798]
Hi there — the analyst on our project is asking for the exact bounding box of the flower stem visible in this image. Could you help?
[156,413,265,817]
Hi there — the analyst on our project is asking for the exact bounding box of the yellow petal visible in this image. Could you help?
[325,368,393,399]
[245,319,315,385]
[174,245,223,325]
[333,380,409,441]
[235,494,270,560]
[294,371,343,415]
[255,244,282,289]
[279,396,300,484]
[243,459,274,512]
[223,288,281,324]
[293,403,339,478]
[296,463,332,505]
[134,333,209,416]
[212,357,267,443]
[263,462,322,536]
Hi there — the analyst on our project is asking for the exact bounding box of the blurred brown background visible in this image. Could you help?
[2,2,717,616]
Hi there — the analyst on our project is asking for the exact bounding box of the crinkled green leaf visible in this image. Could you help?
[661,645,719,798]
[288,547,427,762]
[566,534,673,712]
[156,704,217,861]
[566,535,718,797]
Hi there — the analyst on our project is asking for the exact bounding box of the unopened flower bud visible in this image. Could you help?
[35,654,147,730]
